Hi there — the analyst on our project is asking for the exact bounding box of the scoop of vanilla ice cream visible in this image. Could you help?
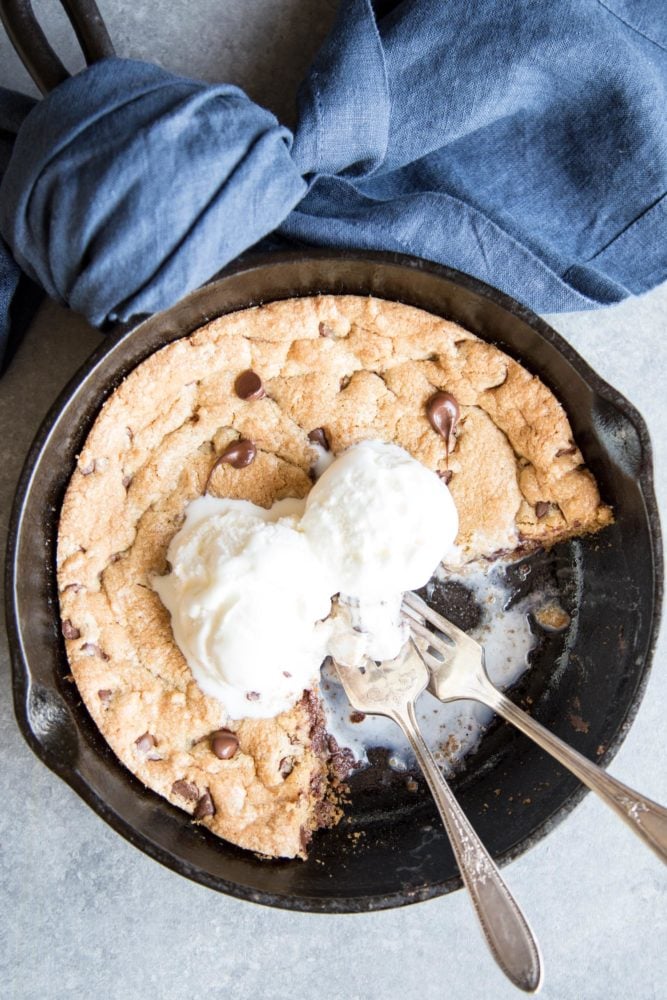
[153,441,459,718]
[301,440,458,601]
[153,496,334,719]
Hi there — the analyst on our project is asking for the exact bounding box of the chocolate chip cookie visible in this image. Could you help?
[57,295,612,858]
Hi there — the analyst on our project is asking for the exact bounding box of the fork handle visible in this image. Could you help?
[391,702,542,993]
[480,684,667,864]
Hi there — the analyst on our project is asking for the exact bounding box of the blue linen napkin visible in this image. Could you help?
[0,0,665,369]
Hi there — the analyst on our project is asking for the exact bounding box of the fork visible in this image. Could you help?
[403,590,667,864]
[332,646,543,993]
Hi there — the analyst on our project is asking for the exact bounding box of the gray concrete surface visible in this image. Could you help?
[1,4,666,999]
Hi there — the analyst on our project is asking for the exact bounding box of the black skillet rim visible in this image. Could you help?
[6,249,663,912]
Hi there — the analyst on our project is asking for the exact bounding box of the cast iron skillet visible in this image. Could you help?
[6,251,663,912]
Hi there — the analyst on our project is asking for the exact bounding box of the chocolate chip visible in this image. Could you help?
[319,322,334,337]
[122,475,133,489]
[426,391,461,451]
[438,469,453,485]
[246,691,260,701]
[172,779,199,802]
[81,643,110,661]
[126,426,134,442]
[339,375,351,390]
[98,689,113,706]
[535,501,550,518]
[279,756,295,778]
[234,369,265,400]
[205,439,257,490]
[219,439,256,469]
[308,427,330,450]
[211,729,239,759]
[350,711,366,723]
[61,619,80,640]
[135,732,157,753]
[193,790,215,820]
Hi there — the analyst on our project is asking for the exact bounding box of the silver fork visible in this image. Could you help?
[403,590,667,864]
[332,646,543,993]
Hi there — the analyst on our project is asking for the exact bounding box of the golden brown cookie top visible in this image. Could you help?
[56,295,612,858]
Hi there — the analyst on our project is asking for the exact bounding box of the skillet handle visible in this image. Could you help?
[0,0,115,95]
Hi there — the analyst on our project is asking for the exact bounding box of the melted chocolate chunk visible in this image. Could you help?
[350,710,366,723]
[438,469,453,485]
[535,501,550,519]
[135,732,156,753]
[279,756,295,778]
[193,790,215,820]
[221,439,256,468]
[426,391,460,454]
[308,427,330,450]
[97,689,113,706]
[61,619,80,640]
[206,440,257,489]
[306,712,329,757]
[220,438,257,469]
[172,779,199,802]
[211,729,239,759]
[234,369,265,400]
[330,747,357,781]
[310,771,325,797]
[318,322,334,337]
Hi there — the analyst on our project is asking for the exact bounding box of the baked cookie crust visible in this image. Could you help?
[57,296,612,858]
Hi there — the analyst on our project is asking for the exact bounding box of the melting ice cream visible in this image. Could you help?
[154,441,458,718]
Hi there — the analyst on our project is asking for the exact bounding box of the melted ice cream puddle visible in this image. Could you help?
[321,559,551,773]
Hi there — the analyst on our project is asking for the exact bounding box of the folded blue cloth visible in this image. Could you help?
[0,0,665,367]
